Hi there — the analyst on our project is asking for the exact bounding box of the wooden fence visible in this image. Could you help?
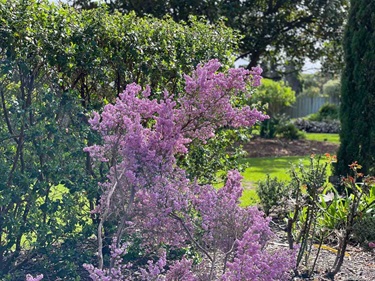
[284,95,340,118]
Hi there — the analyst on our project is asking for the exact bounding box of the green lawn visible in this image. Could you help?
[240,189,260,206]
[305,133,340,144]
[238,156,311,206]
[238,133,340,206]
[240,156,310,187]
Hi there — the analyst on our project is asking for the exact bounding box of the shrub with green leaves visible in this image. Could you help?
[250,79,296,138]
[353,217,375,248]
[276,122,306,140]
[0,0,240,278]
[256,175,290,215]
[307,103,339,121]
[352,184,375,248]
[251,79,296,117]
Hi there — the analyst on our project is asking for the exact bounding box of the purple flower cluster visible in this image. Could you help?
[82,60,294,280]
[222,227,296,281]
[83,239,133,281]
[25,274,43,281]
[179,60,265,139]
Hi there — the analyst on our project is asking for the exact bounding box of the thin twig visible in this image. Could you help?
[170,213,213,262]
[97,168,126,269]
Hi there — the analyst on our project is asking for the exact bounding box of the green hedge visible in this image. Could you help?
[0,0,239,278]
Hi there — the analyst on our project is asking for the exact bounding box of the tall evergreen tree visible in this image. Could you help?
[336,0,375,176]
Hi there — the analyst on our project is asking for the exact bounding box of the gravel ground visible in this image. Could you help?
[270,226,375,280]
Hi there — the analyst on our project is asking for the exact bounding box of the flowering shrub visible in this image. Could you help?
[81,60,295,280]
[222,227,295,281]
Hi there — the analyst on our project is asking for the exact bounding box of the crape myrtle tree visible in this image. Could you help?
[336,0,375,177]
[70,0,349,73]
[0,0,240,279]
[80,60,296,280]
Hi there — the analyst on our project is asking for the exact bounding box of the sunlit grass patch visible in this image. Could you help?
[305,133,340,144]
[241,156,310,183]
[240,189,260,206]
[238,156,311,207]
[218,154,332,207]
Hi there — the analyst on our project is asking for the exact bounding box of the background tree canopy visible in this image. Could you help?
[70,0,349,73]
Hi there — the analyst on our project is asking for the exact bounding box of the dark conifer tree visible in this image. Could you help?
[336,0,375,176]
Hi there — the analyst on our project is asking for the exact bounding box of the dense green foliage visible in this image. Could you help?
[298,74,340,107]
[0,0,239,278]
[307,103,339,122]
[317,103,339,121]
[250,79,296,138]
[71,0,348,72]
[323,79,341,101]
[299,73,331,97]
[336,0,375,176]
[251,79,296,117]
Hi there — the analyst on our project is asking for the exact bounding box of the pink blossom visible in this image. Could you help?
[165,258,198,281]
[221,228,295,281]
[25,274,44,281]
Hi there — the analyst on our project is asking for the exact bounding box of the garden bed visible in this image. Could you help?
[270,222,375,280]
[242,136,374,280]
[243,137,339,158]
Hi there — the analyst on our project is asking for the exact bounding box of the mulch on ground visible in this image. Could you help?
[243,137,339,158]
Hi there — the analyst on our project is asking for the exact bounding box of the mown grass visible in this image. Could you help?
[239,156,311,206]
[241,156,309,183]
[305,133,340,144]
[226,133,340,206]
